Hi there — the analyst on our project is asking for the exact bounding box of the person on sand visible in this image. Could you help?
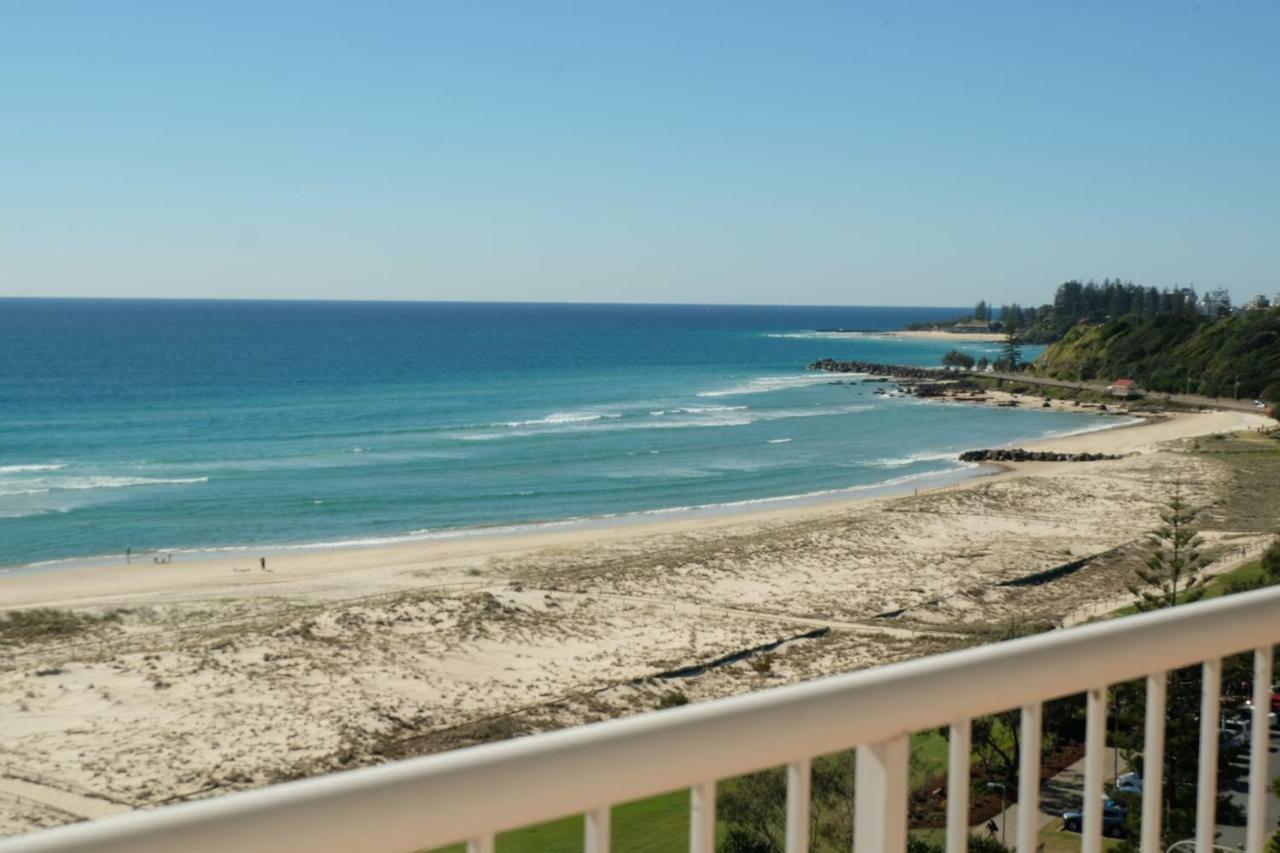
[259,557,267,571]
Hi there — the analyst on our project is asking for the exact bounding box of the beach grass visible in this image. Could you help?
[0,607,123,647]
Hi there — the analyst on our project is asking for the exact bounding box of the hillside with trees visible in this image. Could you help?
[1034,307,1280,403]
[908,279,1213,344]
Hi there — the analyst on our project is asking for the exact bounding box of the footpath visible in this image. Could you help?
[973,747,1121,844]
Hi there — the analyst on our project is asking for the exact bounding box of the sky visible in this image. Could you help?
[1,1,1277,306]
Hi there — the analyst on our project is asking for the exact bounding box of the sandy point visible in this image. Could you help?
[883,329,1007,342]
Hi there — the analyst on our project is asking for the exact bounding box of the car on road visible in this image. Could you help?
[1256,400,1268,409]
[1062,798,1127,836]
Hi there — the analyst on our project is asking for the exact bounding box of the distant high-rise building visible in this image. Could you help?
[1197,288,1231,317]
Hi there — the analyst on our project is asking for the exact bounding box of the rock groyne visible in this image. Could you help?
[958,448,1125,463]
[808,358,947,379]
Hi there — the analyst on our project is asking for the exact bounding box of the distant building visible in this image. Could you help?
[1108,378,1140,399]
[952,321,993,333]
[1197,288,1231,317]
[1244,294,1271,311]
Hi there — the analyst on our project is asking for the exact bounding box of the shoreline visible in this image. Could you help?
[0,390,1139,583]
[0,407,1267,610]
[2,406,1271,836]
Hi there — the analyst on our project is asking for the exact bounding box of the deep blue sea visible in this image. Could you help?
[0,299,1106,571]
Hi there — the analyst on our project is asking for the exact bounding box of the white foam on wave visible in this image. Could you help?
[762,331,881,340]
[767,438,792,444]
[0,476,208,497]
[696,374,846,398]
[0,463,66,474]
[649,405,748,416]
[866,451,959,468]
[453,401,874,441]
[1036,416,1143,440]
[498,411,622,428]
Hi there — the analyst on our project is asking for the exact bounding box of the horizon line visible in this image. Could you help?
[0,295,981,310]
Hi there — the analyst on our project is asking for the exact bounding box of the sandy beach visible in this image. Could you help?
[0,407,1272,835]
[883,329,1008,342]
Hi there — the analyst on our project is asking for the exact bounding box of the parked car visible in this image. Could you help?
[1113,771,1143,794]
[1243,696,1279,722]
[1062,798,1127,836]
[1222,719,1247,749]
[1255,400,1268,409]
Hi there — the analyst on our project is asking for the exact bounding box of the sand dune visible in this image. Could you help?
[0,409,1272,836]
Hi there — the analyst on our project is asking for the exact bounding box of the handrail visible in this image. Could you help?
[3,585,1278,853]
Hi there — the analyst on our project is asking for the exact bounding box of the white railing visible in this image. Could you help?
[2,585,1278,853]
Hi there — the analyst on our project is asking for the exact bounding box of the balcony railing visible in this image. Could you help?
[2,585,1278,853]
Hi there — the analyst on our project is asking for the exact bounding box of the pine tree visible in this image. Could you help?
[1111,484,1240,851]
[1262,537,1280,584]
[1128,482,1206,611]
[1000,313,1023,371]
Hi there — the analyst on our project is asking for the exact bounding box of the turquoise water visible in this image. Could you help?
[0,300,1094,570]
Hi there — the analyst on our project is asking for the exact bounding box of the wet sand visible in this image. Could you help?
[0,408,1270,836]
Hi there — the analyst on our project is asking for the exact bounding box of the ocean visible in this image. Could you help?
[0,299,1105,571]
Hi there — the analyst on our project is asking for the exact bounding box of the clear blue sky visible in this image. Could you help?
[2,1,1276,306]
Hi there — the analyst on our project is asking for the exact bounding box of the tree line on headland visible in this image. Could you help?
[915,280,1280,406]
[909,279,1218,344]
[1037,308,1280,403]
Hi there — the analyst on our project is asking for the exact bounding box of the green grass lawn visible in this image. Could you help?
[1107,556,1265,619]
[427,731,956,852]
[1201,558,1265,599]
[428,788,695,853]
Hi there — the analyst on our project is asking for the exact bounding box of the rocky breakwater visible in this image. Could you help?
[808,358,946,379]
[958,448,1126,463]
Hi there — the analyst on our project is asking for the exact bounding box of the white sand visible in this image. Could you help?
[0,408,1271,835]
[884,330,1007,342]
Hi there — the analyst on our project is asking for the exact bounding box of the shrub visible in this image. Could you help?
[656,689,689,709]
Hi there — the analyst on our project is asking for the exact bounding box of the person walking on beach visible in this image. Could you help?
[259,557,267,571]
[126,546,131,565]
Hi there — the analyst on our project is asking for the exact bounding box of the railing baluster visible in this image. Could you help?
[945,718,971,853]
[1246,646,1274,853]
[1196,658,1221,853]
[855,735,909,852]
[785,759,810,853]
[690,781,715,853]
[1082,687,1107,853]
[585,805,611,853]
[1141,671,1167,853]
[466,836,494,853]
[1016,703,1041,853]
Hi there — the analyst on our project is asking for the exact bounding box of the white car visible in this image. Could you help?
[1114,771,1143,794]
[1256,400,1268,408]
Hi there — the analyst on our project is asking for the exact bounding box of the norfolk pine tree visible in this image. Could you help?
[1127,481,1206,611]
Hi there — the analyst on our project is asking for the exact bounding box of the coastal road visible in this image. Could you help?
[983,372,1267,414]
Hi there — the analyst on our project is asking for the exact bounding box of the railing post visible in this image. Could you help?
[1016,703,1042,853]
[946,718,971,853]
[786,759,811,853]
[1246,646,1274,853]
[585,805,611,853]
[1082,687,1107,853]
[1196,658,1221,853]
[690,781,715,853]
[1141,671,1167,853]
[855,735,909,852]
